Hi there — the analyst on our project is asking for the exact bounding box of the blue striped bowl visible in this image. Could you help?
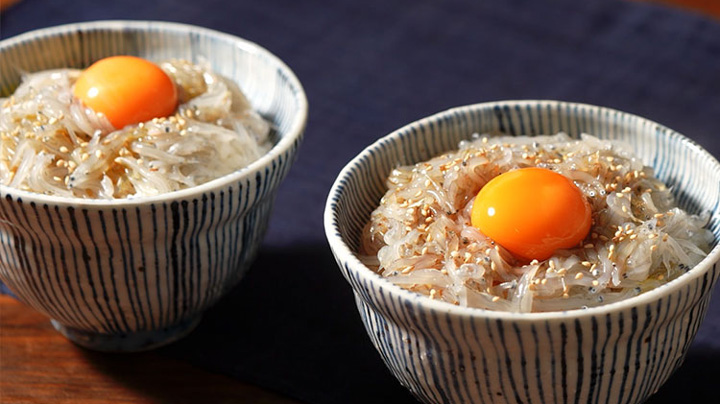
[0,21,307,351]
[325,101,720,404]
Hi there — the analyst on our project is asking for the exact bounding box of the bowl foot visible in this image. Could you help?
[50,316,202,352]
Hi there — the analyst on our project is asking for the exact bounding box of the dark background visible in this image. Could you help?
[2,0,720,403]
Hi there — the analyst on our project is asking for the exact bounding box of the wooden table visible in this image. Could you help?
[0,295,302,404]
[644,0,720,19]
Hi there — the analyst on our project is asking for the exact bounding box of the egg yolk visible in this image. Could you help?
[73,56,178,129]
[471,167,592,261]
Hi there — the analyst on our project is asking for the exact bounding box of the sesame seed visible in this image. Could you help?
[59,146,69,153]
[592,280,599,286]
[575,273,584,280]
[650,245,658,252]
[491,296,500,302]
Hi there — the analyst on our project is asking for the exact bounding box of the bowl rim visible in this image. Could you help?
[324,99,720,321]
[0,20,308,207]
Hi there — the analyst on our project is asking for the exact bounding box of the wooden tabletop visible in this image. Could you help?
[643,0,720,19]
[0,295,303,404]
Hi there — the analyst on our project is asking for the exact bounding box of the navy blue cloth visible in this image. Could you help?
[2,1,720,403]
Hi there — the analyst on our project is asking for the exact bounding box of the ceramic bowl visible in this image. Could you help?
[325,100,720,404]
[0,21,307,351]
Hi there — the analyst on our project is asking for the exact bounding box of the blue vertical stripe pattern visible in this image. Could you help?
[325,100,720,404]
[0,21,307,350]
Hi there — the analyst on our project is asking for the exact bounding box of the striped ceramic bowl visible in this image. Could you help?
[0,21,307,351]
[325,100,720,404]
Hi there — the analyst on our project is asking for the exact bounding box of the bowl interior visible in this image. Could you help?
[0,20,306,145]
[332,101,720,263]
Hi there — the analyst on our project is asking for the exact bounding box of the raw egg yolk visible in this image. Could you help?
[471,167,592,261]
[73,56,178,129]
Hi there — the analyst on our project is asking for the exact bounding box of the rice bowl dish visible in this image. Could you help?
[325,100,720,404]
[0,21,308,351]
[1,58,271,199]
[361,133,712,312]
